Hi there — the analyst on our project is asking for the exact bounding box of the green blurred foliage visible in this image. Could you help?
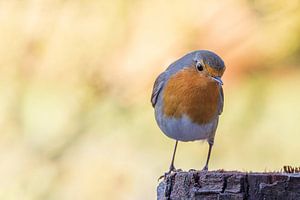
[0,0,300,199]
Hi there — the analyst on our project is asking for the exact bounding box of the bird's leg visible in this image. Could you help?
[202,143,213,171]
[158,140,179,180]
[168,140,178,173]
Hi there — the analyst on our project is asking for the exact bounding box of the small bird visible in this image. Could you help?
[151,50,225,174]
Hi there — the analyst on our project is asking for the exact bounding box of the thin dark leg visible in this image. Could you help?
[158,140,179,180]
[202,143,213,171]
[168,140,178,172]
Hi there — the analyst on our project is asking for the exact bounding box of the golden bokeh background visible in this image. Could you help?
[1,0,300,199]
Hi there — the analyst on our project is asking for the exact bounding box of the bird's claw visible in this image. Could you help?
[202,165,208,171]
[157,172,170,181]
[158,168,182,181]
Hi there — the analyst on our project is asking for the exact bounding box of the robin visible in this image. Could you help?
[151,50,225,174]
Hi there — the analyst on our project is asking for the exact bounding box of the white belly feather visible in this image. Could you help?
[155,104,218,142]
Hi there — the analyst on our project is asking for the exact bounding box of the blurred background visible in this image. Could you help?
[1,0,300,199]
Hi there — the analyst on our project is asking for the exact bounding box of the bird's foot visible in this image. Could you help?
[202,165,208,171]
[158,167,182,181]
[169,164,176,172]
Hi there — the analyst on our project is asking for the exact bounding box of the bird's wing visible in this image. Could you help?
[151,72,166,107]
[218,86,224,115]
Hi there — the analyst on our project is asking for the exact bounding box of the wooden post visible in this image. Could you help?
[157,170,300,200]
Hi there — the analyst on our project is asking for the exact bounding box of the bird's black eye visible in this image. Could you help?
[196,62,204,71]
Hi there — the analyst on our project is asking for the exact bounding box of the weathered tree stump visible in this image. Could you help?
[157,170,300,200]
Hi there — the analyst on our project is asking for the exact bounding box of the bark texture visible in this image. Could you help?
[157,170,300,200]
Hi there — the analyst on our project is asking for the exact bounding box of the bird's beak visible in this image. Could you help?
[211,76,223,85]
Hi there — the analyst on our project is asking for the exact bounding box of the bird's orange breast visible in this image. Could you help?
[163,67,220,124]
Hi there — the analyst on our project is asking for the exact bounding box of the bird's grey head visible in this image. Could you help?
[192,50,226,85]
[166,50,226,85]
[193,50,225,72]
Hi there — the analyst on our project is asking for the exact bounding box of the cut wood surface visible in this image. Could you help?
[157,170,300,200]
